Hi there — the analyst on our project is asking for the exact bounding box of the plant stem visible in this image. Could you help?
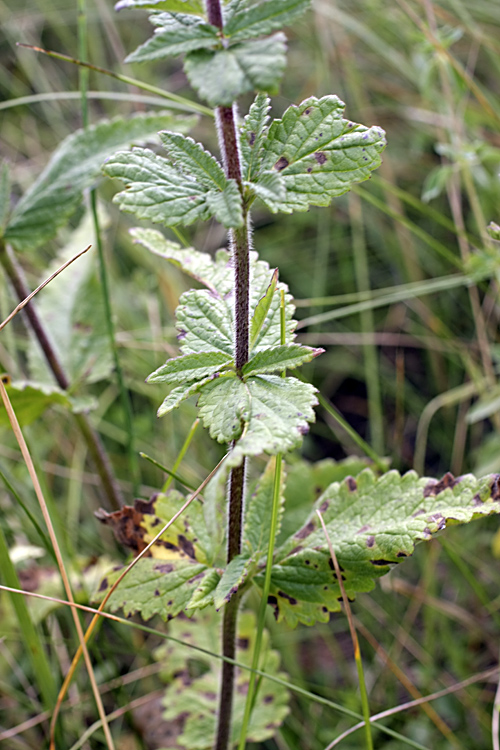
[205,2,250,749]
[0,240,123,510]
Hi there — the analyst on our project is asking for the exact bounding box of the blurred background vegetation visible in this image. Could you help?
[1,0,500,748]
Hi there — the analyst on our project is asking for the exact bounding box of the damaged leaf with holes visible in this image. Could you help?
[260,469,500,627]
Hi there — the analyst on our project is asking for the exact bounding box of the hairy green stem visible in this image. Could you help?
[206,2,250,749]
[0,240,123,510]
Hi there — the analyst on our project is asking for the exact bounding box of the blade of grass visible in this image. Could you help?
[17,43,214,117]
[162,418,199,493]
[139,451,197,492]
[0,90,183,111]
[0,522,58,710]
[0,378,116,750]
[296,274,470,329]
[316,509,373,750]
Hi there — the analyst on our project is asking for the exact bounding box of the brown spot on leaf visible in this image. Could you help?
[249,131,256,146]
[491,476,500,501]
[274,156,289,171]
[396,551,408,558]
[346,476,357,492]
[267,595,279,620]
[472,493,483,507]
[237,637,249,650]
[303,108,312,115]
[154,563,175,574]
[357,524,371,534]
[154,589,160,596]
[295,521,315,539]
[263,695,273,703]
[319,500,329,512]
[423,471,460,497]
[278,591,297,605]
[412,508,426,517]
[99,577,108,592]
[95,503,150,555]
[178,534,196,560]
[187,573,204,585]
[366,535,375,548]
[289,545,304,555]
[371,559,392,566]
[314,151,327,165]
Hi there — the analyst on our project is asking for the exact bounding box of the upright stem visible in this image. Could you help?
[0,240,124,510]
[206,2,250,749]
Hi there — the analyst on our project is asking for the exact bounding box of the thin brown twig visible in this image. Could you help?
[0,245,91,332]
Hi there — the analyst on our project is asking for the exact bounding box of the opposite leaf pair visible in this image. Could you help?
[103,94,387,228]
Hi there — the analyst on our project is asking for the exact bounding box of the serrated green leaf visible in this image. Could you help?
[99,557,208,620]
[186,567,220,610]
[0,380,95,427]
[157,610,289,748]
[240,93,272,182]
[213,553,252,609]
[198,376,249,443]
[243,457,285,558]
[279,456,374,544]
[245,170,286,212]
[5,112,195,251]
[184,34,287,108]
[147,351,233,384]
[126,13,219,62]
[105,145,243,228]
[249,269,277,350]
[205,179,243,226]
[264,469,500,626]
[160,131,227,189]
[243,344,322,377]
[0,162,10,233]
[116,0,204,12]
[200,374,317,461]
[131,228,297,353]
[261,95,386,212]
[176,289,235,355]
[27,213,113,385]
[225,0,310,42]
[156,377,213,417]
